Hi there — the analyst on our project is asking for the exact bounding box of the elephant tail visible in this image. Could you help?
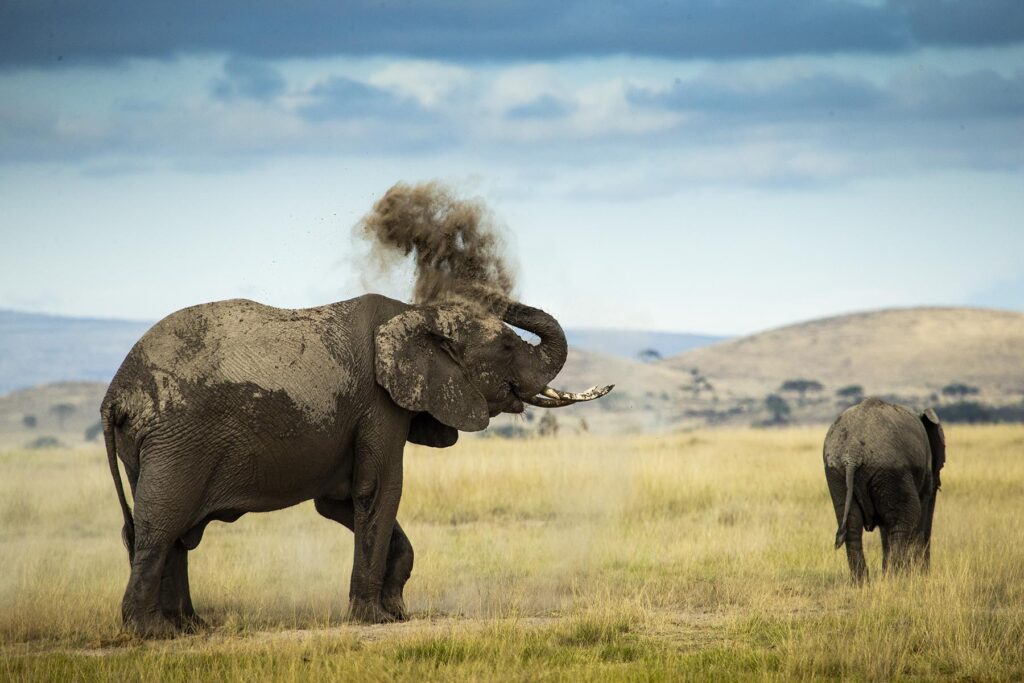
[102,401,135,564]
[835,461,857,549]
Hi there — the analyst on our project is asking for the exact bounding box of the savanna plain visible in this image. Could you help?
[1,426,1022,681]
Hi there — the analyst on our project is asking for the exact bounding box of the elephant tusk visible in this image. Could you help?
[521,384,614,408]
[541,385,614,402]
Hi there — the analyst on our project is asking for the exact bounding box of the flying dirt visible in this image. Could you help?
[356,181,517,316]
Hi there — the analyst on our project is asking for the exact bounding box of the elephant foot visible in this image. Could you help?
[347,597,398,624]
[125,611,179,639]
[175,613,208,634]
[381,592,408,622]
[161,608,208,634]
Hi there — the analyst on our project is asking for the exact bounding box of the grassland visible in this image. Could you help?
[1,426,1022,681]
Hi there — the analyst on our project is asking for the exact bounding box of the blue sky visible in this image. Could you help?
[1,1,1022,334]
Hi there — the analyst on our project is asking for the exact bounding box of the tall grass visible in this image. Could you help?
[1,426,1022,680]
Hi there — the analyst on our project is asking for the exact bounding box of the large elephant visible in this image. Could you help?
[823,397,945,582]
[102,294,611,637]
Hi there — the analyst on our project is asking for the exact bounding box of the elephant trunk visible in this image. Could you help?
[502,301,614,408]
[502,302,568,386]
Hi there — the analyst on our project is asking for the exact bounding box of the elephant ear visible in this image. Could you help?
[408,413,459,448]
[921,408,945,489]
[375,306,490,433]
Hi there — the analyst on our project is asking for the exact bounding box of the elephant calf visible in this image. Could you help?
[823,397,945,582]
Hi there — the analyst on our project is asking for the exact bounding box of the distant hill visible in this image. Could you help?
[0,308,721,393]
[536,306,1024,433]
[0,309,151,394]
[0,381,108,449]
[3,306,1022,445]
[662,307,1024,400]
[564,329,727,360]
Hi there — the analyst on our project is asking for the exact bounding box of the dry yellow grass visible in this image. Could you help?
[1,426,1022,680]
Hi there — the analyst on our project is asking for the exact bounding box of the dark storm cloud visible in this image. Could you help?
[504,96,572,121]
[297,77,424,122]
[210,57,286,102]
[629,74,886,119]
[891,68,1024,118]
[899,0,1024,47]
[630,68,1024,123]
[2,0,1021,67]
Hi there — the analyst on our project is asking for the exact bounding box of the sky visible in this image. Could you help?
[1,1,1022,335]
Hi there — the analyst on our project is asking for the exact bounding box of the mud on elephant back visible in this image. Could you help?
[102,294,613,638]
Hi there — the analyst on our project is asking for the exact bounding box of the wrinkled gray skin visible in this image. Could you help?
[102,294,571,637]
[823,397,946,583]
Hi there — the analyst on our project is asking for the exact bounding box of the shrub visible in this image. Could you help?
[941,383,979,399]
[25,436,65,450]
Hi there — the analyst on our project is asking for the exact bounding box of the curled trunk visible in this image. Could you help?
[501,302,568,389]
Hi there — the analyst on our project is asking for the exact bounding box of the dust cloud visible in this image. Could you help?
[355,181,517,314]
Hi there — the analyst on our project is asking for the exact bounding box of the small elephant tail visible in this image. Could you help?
[102,401,135,564]
[835,461,857,550]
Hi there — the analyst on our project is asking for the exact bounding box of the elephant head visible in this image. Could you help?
[921,408,945,491]
[917,407,946,560]
[374,300,611,444]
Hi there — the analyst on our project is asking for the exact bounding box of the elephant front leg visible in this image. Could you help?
[314,497,413,621]
[381,521,414,621]
[348,427,405,623]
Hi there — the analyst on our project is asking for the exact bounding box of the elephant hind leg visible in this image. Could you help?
[122,455,209,638]
[880,474,923,575]
[159,541,206,632]
[844,502,869,584]
[122,538,178,638]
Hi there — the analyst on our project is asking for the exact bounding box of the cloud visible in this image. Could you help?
[505,95,572,120]
[1,56,1020,189]
[1,1,1020,67]
[629,67,1024,123]
[366,61,472,107]
[210,56,286,102]
[298,76,424,122]
[890,68,1024,118]
[900,0,1024,48]
[629,73,885,120]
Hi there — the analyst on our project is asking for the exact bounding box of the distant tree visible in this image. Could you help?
[578,417,589,434]
[637,348,662,363]
[939,401,1024,424]
[26,436,64,450]
[780,379,824,406]
[482,423,529,439]
[781,379,824,397]
[937,401,990,424]
[22,414,37,429]
[764,394,791,424]
[538,413,559,437]
[836,385,864,399]
[84,421,103,442]
[835,385,865,408]
[49,403,75,428]
[683,367,714,398]
[942,383,980,400]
